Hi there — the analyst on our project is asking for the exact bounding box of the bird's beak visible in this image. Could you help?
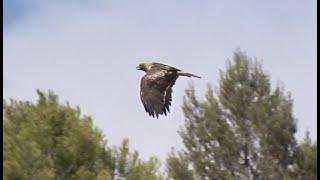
[136,66,141,70]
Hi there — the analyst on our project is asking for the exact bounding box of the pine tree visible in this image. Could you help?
[115,138,163,180]
[166,49,311,179]
[3,90,115,179]
[166,149,194,180]
[4,90,163,180]
[285,131,317,180]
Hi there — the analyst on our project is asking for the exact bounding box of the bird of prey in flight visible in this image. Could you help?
[136,62,200,118]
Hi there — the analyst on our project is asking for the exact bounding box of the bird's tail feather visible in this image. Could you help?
[177,71,201,78]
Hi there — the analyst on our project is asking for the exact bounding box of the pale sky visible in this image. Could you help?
[4,0,317,162]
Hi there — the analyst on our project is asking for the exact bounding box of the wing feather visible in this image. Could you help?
[163,76,178,114]
[140,69,178,118]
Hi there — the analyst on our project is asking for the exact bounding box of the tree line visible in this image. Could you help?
[4,50,316,180]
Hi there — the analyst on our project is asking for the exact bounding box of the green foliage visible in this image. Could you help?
[114,138,163,180]
[167,49,316,179]
[285,131,317,180]
[166,150,194,180]
[97,169,112,180]
[3,90,114,179]
[3,90,162,180]
[71,166,96,180]
[127,157,161,180]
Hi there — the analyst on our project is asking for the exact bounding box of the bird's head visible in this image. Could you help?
[136,63,152,72]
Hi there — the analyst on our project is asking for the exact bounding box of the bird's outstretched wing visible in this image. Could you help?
[140,69,177,118]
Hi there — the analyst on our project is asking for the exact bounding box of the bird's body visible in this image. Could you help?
[136,62,200,118]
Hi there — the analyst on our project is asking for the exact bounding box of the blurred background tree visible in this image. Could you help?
[285,131,317,180]
[3,90,162,180]
[166,49,317,180]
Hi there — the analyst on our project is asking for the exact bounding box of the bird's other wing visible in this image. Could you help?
[151,62,181,72]
[140,69,177,118]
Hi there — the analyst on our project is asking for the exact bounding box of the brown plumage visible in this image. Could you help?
[136,62,200,118]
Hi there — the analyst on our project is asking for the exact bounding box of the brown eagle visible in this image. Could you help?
[136,62,200,118]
